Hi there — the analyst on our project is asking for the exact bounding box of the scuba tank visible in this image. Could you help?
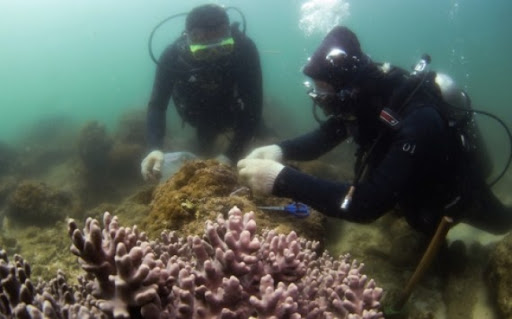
[407,55,511,187]
[433,72,493,181]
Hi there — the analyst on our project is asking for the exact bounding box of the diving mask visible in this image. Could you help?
[305,80,337,106]
[189,37,234,61]
[307,89,337,106]
[305,81,358,121]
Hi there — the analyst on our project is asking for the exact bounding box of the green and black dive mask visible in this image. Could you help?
[189,37,234,61]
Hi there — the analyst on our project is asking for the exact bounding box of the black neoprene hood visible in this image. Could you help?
[186,4,229,31]
[303,26,365,88]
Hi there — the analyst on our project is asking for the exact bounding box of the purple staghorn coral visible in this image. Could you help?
[0,251,103,318]
[0,206,383,318]
[66,206,384,318]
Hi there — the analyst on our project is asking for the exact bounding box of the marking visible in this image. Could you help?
[402,143,416,154]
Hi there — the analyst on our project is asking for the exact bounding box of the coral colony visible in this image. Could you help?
[0,207,383,318]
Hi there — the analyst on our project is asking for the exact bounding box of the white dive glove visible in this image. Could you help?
[237,158,285,195]
[141,150,164,181]
[244,144,283,162]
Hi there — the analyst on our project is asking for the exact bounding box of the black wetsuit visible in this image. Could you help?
[146,25,262,161]
[273,68,512,235]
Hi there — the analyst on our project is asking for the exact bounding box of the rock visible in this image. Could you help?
[486,232,512,318]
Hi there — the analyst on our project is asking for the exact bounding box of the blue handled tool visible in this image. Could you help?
[258,202,310,218]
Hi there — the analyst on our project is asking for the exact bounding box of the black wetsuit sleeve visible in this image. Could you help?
[273,106,444,223]
[146,45,177,150]
[226,36,263,161]
[278,116,348,161]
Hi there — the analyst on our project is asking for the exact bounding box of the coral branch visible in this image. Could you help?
[1,206,383,318]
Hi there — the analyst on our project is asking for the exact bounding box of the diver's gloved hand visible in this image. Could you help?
[237,158,284,195]
[244,144,283,162]
[215,154,232,166]
[141,150,164,181]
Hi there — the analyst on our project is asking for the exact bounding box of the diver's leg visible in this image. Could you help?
[464,187,512,235]
[195,124,218,157]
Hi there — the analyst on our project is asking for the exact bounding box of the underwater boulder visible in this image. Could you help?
[5,180,77,226]
[114,108,147,146]
[77,121,113,176]
[107,141,145,181]
[144,159,326,242]
[486,232,512,318]
[0,142,17,177]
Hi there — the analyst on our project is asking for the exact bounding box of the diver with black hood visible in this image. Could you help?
[238,26,512,236]
[141,4,262,181]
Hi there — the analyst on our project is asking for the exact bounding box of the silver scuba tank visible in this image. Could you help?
[435,73,471,125]
[434,72,493,179]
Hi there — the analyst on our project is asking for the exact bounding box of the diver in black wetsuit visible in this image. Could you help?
[141,4,262,181]
[238,26,512,235]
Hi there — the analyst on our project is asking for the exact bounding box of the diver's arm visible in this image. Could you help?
[146,45,176,150]
[273,107,443,222]
[278,116,348,161]
[226,35,263,161]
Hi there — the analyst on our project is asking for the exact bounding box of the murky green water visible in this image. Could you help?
[1,1,511,318]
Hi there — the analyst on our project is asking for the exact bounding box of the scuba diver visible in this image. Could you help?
[141,4,262,181]
[238,25,512,235]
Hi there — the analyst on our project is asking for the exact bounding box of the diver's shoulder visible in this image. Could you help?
[402,104,446,131]
[161,36,187,57]
[234,32,255,45]
[231,25,256,47]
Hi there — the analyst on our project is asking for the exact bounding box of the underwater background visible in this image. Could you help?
[1,0,512,318]
[2,0,511,166]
